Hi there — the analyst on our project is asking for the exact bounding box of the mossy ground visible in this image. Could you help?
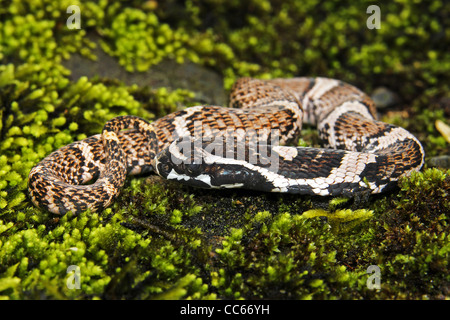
[0,0,449,300]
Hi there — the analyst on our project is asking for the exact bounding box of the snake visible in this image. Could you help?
[28,77,425,215]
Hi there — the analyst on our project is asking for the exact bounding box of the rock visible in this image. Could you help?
[428,155,450,169]
[371,87,399,109]
[62,33,227,106]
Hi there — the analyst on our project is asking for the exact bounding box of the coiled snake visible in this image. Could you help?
[28,78,425,214]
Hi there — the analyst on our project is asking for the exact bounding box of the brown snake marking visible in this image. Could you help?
[28,77,425,214]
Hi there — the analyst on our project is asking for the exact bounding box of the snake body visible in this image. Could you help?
[28,77,424,214]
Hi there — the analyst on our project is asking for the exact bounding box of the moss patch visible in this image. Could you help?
[0,0,449,299]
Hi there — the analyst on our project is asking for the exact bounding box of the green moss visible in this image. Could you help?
[100,8,191,72]
[0,0,448,300]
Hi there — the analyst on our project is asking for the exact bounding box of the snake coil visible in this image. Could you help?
[28,77,424,214]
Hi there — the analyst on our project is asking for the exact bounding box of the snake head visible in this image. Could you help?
[154,137,219,188]
[154,137,276,190]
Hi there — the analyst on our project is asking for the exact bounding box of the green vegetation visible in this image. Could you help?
[0,0,449,299]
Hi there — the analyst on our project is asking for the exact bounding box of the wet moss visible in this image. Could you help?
[0,0,449,300]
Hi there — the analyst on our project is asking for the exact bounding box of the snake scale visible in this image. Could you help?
[28,77,425,214]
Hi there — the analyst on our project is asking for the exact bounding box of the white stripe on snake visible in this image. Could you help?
[28,77,425,214]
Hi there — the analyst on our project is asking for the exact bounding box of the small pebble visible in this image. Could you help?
[371,87,399,109]
[428,155,450,169]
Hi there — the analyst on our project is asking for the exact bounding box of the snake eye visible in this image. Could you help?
[160,163,171,174]
[186,163,201,176]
